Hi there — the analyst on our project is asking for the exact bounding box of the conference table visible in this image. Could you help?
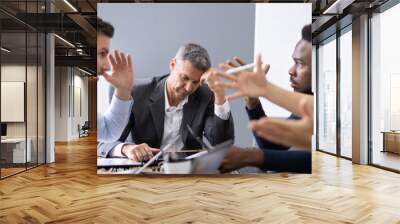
[96,148,242,175]
[97,157,163,174]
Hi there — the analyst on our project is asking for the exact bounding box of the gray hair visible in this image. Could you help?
[175,43,211,71]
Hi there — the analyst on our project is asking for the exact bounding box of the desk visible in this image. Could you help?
[381,131,400,154]
[97,157,240,175]
[1,138,32,164]
[97,166,163,174]
[97,157,164,174]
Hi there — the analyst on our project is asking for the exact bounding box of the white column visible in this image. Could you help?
[45,1,55,163]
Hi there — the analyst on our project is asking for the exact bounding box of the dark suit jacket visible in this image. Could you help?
[98,74,234,157]
[246,103,311,173]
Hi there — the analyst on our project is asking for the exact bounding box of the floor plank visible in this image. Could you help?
[0,134,399,223]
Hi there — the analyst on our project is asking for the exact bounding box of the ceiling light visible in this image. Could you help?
[323,0,355,15]
[78,68,93,76]
[1,47,11,53]
[63,0,78,12]
[76,49,84,55]
[54,34,75,48]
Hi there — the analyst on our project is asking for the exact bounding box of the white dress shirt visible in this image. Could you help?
[111,83,230,157]
[97,94,133,143]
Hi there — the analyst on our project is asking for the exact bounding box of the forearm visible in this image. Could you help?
[98,94,133,142]
[243,148,265,168]
[98,130,135,158]
[214,92,226,106]
[111,143,128,158]
[262,81,312,117]
[255,134,290,150]
[97,141,123,158]
[115,88,132,101]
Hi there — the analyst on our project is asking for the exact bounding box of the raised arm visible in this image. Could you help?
[215,53,312,117]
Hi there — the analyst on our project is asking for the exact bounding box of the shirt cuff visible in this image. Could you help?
[111,143,127,157]
[214,100,231,120]
[109,94,133,116]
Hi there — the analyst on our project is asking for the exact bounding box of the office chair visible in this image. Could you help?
[79,121,90,138]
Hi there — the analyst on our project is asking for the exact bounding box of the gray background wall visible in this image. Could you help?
[98,3,256,147]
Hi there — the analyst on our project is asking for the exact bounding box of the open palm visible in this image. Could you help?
[104,50,134,92]
[215,54,270,100]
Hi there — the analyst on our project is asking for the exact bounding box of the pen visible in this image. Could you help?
[226,62,255,74]
[134,135,181,174]
[134,151,162,175]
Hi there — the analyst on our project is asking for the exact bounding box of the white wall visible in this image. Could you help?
[72,73,89,138]
[55,67,68,141]
[254,3,312,118]
[54,67,89,141]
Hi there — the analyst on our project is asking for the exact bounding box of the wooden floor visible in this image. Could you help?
[0,135,400,223]
[1,163,44,178]
[372,150,400,171]
[1,167,26,178]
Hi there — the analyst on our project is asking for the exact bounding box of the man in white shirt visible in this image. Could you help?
[97,18,134,142]
[98,43,234,162]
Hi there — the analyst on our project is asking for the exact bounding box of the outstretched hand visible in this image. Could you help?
[215,54,270,100]
[103,50,134,100]
[219,56,261,109]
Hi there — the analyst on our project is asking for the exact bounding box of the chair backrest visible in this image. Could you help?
[82,121,90,129]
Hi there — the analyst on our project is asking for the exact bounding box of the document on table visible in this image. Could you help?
[190,140,233,174]
[97,158,142,167]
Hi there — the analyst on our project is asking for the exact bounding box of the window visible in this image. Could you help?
[339,28,352,158]
[370,2,400,171]
[317,36,337,154]
[0,1,46,179]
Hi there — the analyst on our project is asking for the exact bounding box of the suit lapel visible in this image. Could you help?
[149,78,166,141]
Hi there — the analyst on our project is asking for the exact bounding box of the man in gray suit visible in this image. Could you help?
[98,43,234,162]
